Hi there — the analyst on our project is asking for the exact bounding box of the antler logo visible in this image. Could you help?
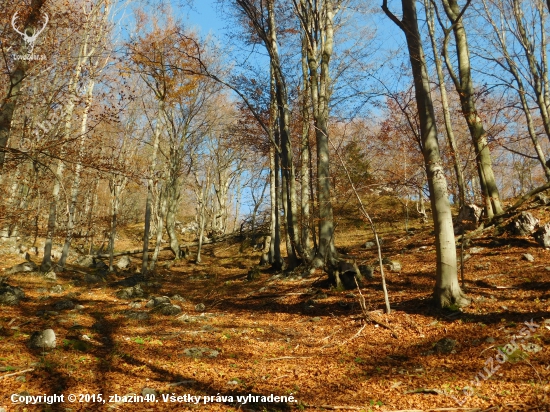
[11,11,48,55]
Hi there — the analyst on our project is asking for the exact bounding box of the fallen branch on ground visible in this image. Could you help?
[0,368,34,380]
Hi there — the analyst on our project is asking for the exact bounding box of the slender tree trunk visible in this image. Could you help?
[300,33,312,258]
[383,0,470,308]
[441,0,503,219]
[266,1,301,265]
[151,189,167,270]
[141,102,163,275]
[425,0,467,206]
[58,80,95,270]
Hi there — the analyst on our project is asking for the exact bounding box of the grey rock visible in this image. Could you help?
[469,247,485,254]
[51,250,62,260]
[128,301,142,309]
[84,273,103,284]
[433,337,457,354]
[171,294,185,302]
[521,343,542,353]
[49,285,63,294]
[29,329,56,349]
[364,241,376,249]
[358,265,374,279]
[152,304,182,316]
[5,261,37,275]
[145,296,171,308]
[0,283,25,305]
[485,337,495,343]
[182,347,219,358]
[510,212,539,235]
[116,284,145,300]
[53,300,75,311]
[74,304,84,310]
[44,271,56,281]
[122,310,150,321]
[94,259,109,270]
[195,303,205,312]
[76,256,94,268]
[534,223,550,248]
[535,192,550,205]
[522,253,535,262]
[387,261,401,272]
[141,388,157,397]
[116,256,131,270]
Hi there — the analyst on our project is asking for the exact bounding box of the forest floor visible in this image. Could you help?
[1,204,550,412]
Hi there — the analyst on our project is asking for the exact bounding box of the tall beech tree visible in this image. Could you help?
[383,0,470,308]
[437,0,503,219]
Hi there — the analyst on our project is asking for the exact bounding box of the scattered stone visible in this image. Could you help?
[29,329,56,349]
[469,247,485,254]
[122,310,150,321]
[485,337,495,343]
[418,246,428,250]
[510,211,539,235]
[53,300,75,311]
[364,241,376,249]
[474,263,490,270]
[195,303,206,312]
[128,302,142,309]
[152,304,182,316]
[461,254,471,262]
[141,388,157,397]
[49,285,63,294]
[76,256,94,268]
[29,247,38,255]
[433,337,457,354]
[94,259,109,270]
[311,317,322,322]
[81,334,91,341]
[522,253,535,262]
[535,192,550,205]
[533,223,550,248]
[182,347,219,358]
[386,261,401,272]
[171,294,185,302]
[116,284,145,300]
[4,261,37,275]
[145,296,171,308]
[0,283,25,305]
[247,266,261,281]
[15,376,26,382]
[116,256,131,270]
[227,380,239,386]
[521,343,542,353]
[358,265,374,279]
[457,204,483,229]
[44,271,56,281]
[84,273,104,284]
[74,304,85,311]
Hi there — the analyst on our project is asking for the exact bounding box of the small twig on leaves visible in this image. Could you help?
[0,368,34,380]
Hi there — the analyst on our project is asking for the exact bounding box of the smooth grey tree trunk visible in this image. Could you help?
[58,79,95,270]
[296,0,337,268]
[141,103,163,275]
[425,0,467,207]
[383,0,470,308]
[441,0,503,219]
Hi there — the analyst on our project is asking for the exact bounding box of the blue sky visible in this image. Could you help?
[184,1,227,39]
